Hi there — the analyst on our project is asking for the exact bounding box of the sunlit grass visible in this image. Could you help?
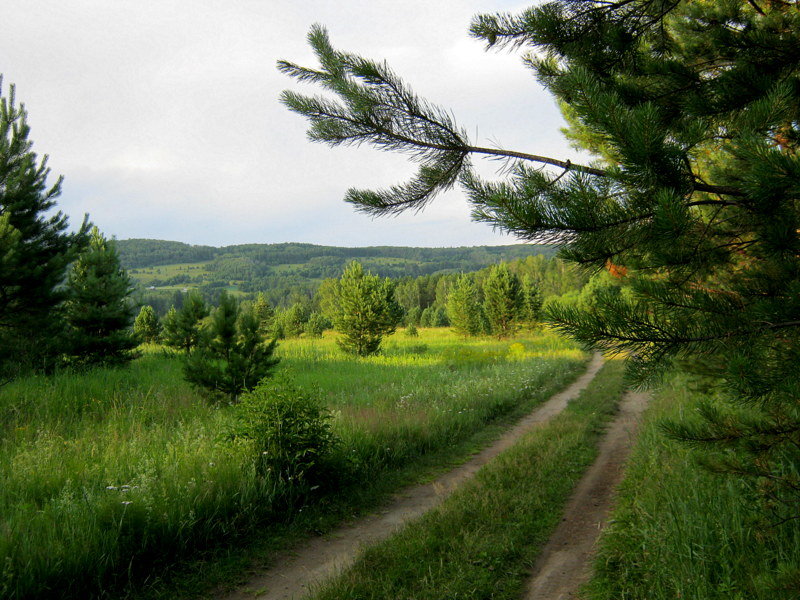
[585,375,800,600]
[308,360,627,600]
[0,328,586,599]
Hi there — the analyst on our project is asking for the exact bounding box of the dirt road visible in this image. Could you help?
[222,353,605,600]
[522,389,649,600]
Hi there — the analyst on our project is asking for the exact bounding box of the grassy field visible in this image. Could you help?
[127,262,213,285]
[585,374,800,600]
[307,359,626,600]
[0,328,585,600]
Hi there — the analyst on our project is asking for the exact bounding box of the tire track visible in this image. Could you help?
[522,389,649,600]
[221,353,605,600]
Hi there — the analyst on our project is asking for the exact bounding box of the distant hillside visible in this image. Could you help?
[117,239,557,273]
[116,239,217,268]
[118,239,560,311]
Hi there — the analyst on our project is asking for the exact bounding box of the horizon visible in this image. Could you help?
[115,237,550,250]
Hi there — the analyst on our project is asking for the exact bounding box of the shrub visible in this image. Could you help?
[233,375,339,500]
[304,312,330,338]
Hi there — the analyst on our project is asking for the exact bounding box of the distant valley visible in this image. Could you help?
[117,238,559,309]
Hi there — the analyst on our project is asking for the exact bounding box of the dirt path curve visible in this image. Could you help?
[222,353,605,600]
[522,389,649,600]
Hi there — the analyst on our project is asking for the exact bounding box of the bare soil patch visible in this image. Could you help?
[522,389,649,600]
[221,353,605,600]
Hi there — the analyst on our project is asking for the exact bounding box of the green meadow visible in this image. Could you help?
[586,375,800,600]
[0,328,585,599]
[127,262,214,285]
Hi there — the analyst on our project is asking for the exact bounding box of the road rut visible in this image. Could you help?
[522,389,649,600]
[222,353,605,600]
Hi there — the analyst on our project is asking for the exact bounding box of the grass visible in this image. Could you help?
[304,359,627,600]
[0,328,585,600]
[585,374,800,600]
[128,262,213,285]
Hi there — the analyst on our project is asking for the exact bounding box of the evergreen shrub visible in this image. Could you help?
[233,375,340,501]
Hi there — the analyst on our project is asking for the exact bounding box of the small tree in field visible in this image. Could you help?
[184,292,279,402]
[64,227,138,366]
[133,305,161,343]
[446,275,482,337]
[304,312,329,338]
[331,261,402,356]
[521,275,543,329]
[483,263,522,338]
[252,292,275,336]
[162,291,208,352]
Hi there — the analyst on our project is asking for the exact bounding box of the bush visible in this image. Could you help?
[304,312,330,338]
[233,375,339,500]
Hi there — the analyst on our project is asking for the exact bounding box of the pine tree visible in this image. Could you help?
[483,263,522,338]
[280,3,800,517]
[133,305,162,344]
[0,81,88,375]
[64,227,138,366]
[446,275,482,337]
[521,275,543,329]
[331,261,402,356]
[162,291,208,352]
[161,306,180,346]
[304,312,329,338]
[184,292,279,402]
[252,292,275,336]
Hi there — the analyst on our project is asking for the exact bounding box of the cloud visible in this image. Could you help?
[3,0,575,247]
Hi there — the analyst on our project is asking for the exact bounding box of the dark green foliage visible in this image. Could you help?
[233,375,339,494]
[419,305,448,328]
[521,275,543,328]
[404,306,422,327]
[304,312,330,338]
[405,322,419,337]
[281,0,800,518]
[446,275,483,337]
[113,238,216,268]
[133,304,161,343]
[64,227,138,366]
[160,306,179,344]
[162,291,209,352]
[272,302,309,339]
[184,292,279,402]
[483,263,522,338]
[331,261,403,356]
[0,81,88,375]
[252,292,275,335]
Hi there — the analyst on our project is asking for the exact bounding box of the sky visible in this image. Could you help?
[2,0,583,248]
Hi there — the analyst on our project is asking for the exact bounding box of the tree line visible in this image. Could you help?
[0,77,572,404]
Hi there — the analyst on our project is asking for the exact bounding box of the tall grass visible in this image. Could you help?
[0,328,585,599]
[307,360,627,600]
[586,374,800,600]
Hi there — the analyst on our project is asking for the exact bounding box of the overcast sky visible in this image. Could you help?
[2,0,581,248]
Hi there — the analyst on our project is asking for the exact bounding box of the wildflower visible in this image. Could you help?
[121,501,132,506]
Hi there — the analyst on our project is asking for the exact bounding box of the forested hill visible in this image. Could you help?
[117,239,557,280]
[117,239,217,268]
